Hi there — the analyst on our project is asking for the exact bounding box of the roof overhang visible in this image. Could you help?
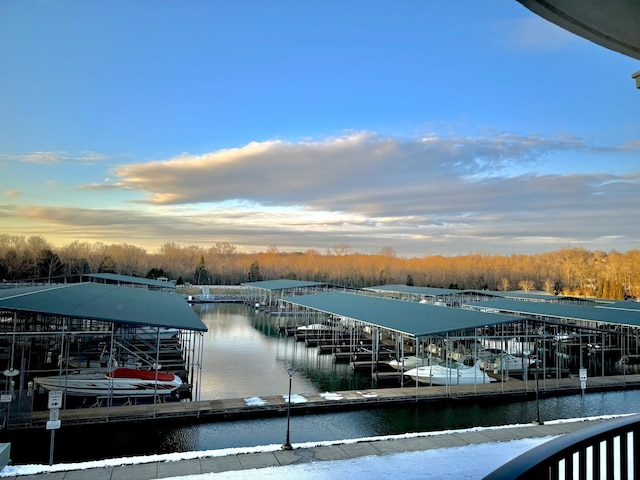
[517,0,640,61]
[0,283,207,331]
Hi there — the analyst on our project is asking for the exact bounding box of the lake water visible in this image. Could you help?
[4,303,640,464]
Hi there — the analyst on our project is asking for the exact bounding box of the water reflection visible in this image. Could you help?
[197,303,373,398]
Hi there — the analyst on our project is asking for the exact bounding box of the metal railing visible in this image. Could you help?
[484,414,640,479]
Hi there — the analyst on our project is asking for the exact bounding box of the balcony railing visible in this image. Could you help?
[483,414,640,479]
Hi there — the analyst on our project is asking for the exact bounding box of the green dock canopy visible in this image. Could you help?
[84,273,176,289]
[243,280,327,290]
[281,292,518,338]
[472,299,640,328]
[0,282,206,331]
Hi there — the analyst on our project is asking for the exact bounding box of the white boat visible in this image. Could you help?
[404,359,496,385]
[115,326,180,341]
[34,368,182,397]
[481,352,539,374]
[296,323,335,332]
[388,355,432,370]
[615,355,640,374]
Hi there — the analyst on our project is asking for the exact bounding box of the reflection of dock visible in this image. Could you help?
[17,374,640,430]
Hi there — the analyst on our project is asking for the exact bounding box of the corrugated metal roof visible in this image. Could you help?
[280,292,519,337]
[597,300,640,312]
[365,285,590,303]
[363,285,461,296]
[471,299,640,327]
[0,283,206,331]
[85,273,176,289]
[243,280,327,290]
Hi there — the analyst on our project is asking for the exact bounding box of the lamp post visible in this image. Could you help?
[283,367,295,450]
[524,346,542,425]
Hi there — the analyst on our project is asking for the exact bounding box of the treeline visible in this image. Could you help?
[0,235,638,300]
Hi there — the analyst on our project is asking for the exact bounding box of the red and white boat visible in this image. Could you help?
[34,368,182,397]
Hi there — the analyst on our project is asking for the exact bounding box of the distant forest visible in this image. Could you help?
[0,235,638,300]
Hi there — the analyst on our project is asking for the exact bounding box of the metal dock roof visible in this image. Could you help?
[363,285,461,296]
[471,299,640,328]
[243,280,327,290]
[365,285,589,303]
[0,282,207,331]
[281,292,520,337]
[84,273,176,289]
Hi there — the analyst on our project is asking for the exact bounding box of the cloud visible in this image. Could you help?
[494,16,580,51]
[4,132,639,256]
[107,132,615,208]
[3,190,20,198]
[3,151,109,164]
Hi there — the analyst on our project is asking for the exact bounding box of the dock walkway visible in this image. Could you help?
[15,373,640,429]
[0,417,609,479]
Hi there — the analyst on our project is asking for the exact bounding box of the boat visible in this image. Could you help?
[404,358,496,385]
[122,326,180,341]
[296,323,336,332]
[33,368,182,397]
[615,355,640,374]
[481,352,539,374]
[387,355,432,370]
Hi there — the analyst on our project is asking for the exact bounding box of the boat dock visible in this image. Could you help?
[13,373,640,430]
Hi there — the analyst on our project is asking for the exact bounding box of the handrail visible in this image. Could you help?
[484,414,640,479]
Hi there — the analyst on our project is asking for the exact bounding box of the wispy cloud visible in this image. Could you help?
[3,190,20,198]
[3,151,109,164]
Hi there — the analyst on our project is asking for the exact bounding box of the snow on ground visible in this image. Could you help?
[162,437,554,480]
[1,415,631,479]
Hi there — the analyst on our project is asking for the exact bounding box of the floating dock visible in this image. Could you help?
[13,373,640,431]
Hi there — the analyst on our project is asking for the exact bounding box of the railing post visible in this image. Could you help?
[593,439,601,479]
[620,432,629,480]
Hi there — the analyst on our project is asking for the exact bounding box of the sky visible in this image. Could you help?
[1,1,639,258]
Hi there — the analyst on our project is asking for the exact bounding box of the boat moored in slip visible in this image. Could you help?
[117,326,181,341]
[404,358,496,386]
[481,352,539,374]
[33,367,183,397]
[387,355,433,370]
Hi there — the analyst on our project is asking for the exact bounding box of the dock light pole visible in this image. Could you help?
[524,347,542,425]
[283,367,296,450]
[535,358,542,424]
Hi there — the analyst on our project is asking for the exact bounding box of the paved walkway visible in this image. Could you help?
[0,417,607,480]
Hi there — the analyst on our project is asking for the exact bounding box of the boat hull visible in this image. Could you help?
[34,369,182,397]
[404,362,496,385]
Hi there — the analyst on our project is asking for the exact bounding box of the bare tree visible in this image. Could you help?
[518,279,535,292]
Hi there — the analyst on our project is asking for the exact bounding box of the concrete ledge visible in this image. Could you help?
[0,443,10,470]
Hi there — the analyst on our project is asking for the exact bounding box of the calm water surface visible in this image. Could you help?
[4,304,640,464]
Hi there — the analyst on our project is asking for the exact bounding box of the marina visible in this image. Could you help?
[2,299,640,465]
[2,280,640,465]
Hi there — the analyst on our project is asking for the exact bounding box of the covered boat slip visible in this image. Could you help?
[363,284,598,307]
[242,280,329,313]
[279,291,640,388]
[0,281,207,429]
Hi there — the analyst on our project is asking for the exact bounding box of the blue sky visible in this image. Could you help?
[1,1,639,257]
